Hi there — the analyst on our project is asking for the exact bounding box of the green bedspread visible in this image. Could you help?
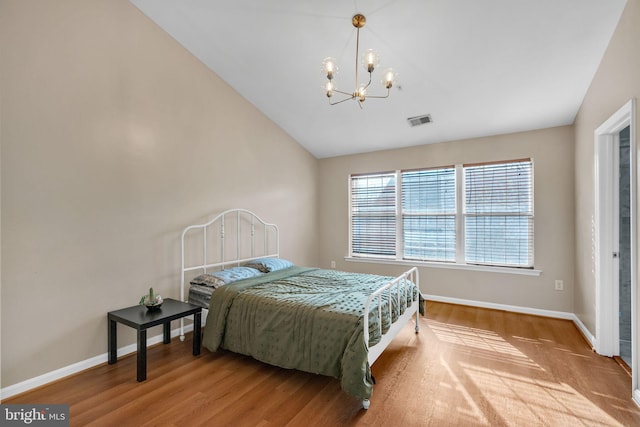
[202,266,420,400]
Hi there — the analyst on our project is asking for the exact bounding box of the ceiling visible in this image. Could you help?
[130,0,627,159]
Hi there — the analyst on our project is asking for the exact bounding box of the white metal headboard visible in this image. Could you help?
[180,208,279,304]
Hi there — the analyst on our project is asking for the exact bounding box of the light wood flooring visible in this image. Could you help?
[5,301,640,426]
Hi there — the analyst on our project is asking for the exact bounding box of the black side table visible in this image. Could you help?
[107,298,202,381]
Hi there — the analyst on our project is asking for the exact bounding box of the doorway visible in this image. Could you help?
[618,125,632,367]
[594,99,637,403]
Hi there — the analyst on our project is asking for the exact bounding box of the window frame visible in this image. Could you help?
[463,159,535,268]
[348,159,538,274]
[401,165,457,263]
[348,171,398,259]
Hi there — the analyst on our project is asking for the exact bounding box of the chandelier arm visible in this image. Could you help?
[362,73,373,92]
[329,95,356,106]
[362,93,390,99]
[332,88,354,97]
[363,87,391,99]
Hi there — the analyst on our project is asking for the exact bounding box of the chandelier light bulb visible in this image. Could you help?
[363,49,379,73]
[325,81,335,98]
[357,85,367,102]
[382,68,396,89]
[322,57,337,80]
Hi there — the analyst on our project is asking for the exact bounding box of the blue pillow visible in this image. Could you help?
[190,266,263,287]
[244,258,294,273]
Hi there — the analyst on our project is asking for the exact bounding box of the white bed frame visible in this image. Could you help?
[179,209,420,409]
[179,209,279,337]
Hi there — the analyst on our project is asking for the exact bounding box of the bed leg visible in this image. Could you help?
[362,399,370,410]
[180,335,185,342]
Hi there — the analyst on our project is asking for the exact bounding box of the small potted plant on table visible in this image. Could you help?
[139,287,163,311]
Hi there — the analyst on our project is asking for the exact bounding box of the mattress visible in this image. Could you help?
[188,284,214,309]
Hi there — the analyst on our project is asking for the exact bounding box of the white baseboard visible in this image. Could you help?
[569,313,597,348]
[0,324,194,400]
[634,389,640,408]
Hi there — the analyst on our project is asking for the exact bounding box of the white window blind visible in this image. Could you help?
[464,159,533,267]
[349,158,535,269]
[402,167,456,261]
[350,172,397,257]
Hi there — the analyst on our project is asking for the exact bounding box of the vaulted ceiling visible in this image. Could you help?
[130,0,627,158]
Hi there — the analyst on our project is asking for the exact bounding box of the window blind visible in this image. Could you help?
[464,160,533,267]
[402,167,456,262]
[350,173,397,257]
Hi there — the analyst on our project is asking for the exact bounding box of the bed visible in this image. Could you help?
[180,209,422,409]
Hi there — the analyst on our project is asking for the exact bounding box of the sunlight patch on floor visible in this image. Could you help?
[437,354,491,426]
[461,363,624,426]
[429,320,624,426]
[429,320,542,370]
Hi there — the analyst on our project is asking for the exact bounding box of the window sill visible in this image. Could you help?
[344,256,542,276]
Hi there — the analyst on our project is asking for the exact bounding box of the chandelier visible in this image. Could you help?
[322,14,396,107]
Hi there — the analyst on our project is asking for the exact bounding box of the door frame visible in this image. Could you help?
[594,99,637,400]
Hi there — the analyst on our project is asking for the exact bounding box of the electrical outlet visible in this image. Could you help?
[330,260,336,269]
[555,280,564,291]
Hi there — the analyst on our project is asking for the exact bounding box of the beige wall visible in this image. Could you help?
[573,0,640,335]
[319,126,575,312]
[0,0,318,388]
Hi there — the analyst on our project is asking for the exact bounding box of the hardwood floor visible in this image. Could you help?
[5,301,640,426]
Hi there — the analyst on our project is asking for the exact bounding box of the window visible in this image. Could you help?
[349,159,534,269]
[464,160,533,267]
[402,167,456,262]
[350,172,396,258]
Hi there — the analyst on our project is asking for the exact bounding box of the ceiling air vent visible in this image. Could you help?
[407,114,432,127]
